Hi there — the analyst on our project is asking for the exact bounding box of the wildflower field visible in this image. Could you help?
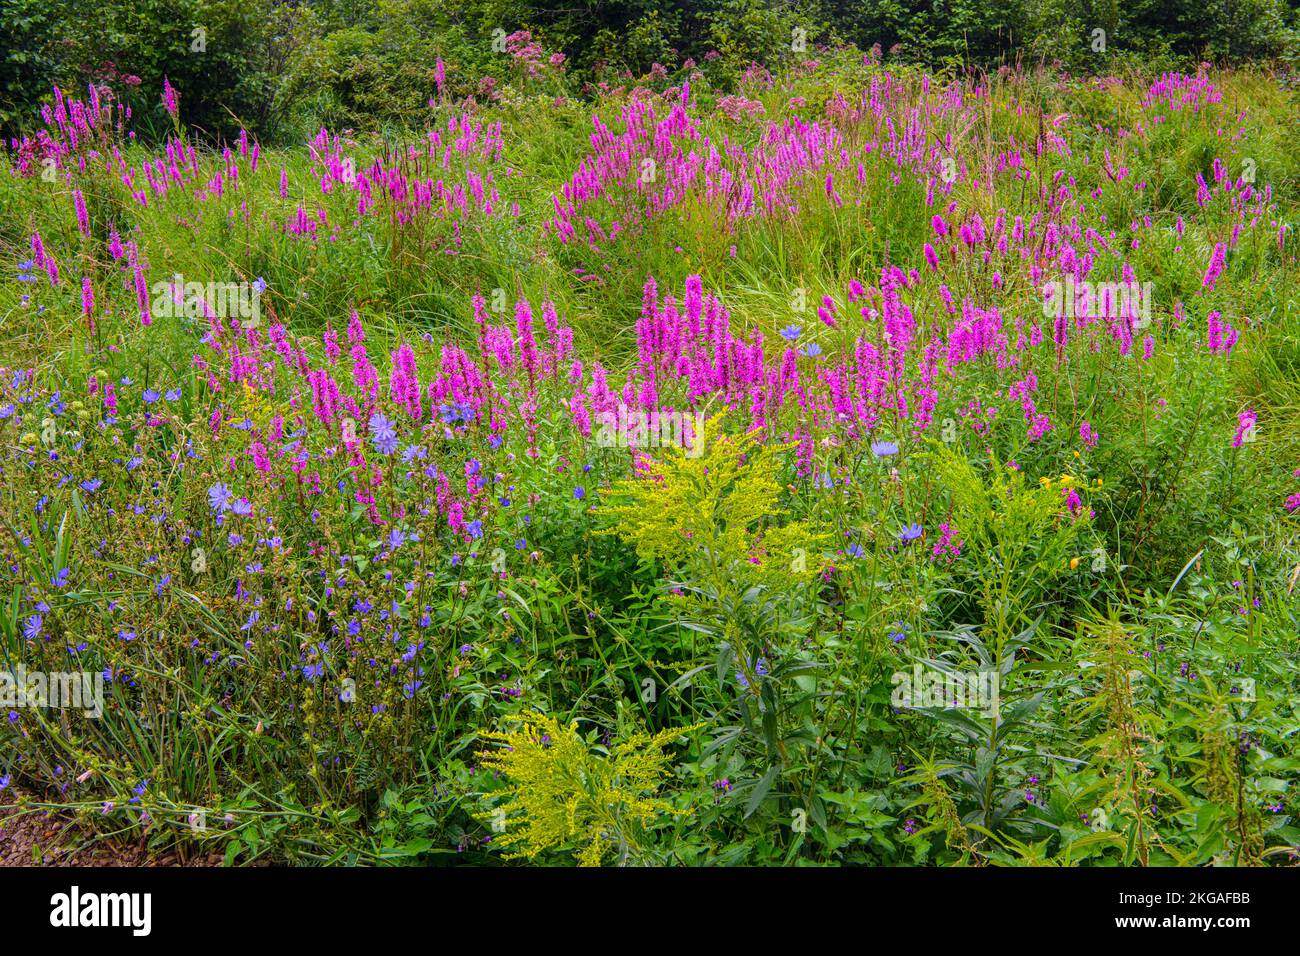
[2,35,1300,869]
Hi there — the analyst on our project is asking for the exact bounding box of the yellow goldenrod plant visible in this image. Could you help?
[597,412,833,589]
[476,713,701,866]
[595,412,835,807]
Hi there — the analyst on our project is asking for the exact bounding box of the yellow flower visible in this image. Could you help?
[597,412,832,586]
[477,714,700,866]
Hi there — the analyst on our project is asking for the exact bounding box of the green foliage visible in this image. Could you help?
[3,0,1298,143]
[0,47,1298,868]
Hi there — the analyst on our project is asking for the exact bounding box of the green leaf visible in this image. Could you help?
[744,765,779,819]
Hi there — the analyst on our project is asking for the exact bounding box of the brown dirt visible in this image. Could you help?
[0,789,222,867]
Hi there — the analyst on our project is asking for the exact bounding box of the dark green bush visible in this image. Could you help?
[2,0,1297,144]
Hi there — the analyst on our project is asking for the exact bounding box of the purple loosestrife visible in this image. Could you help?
[80,276,94,328]
[161,77,179,119]
[923,242,939,270]
[73,189,90,236]
[1233,409,1257,449]
[1202,242,1226,289]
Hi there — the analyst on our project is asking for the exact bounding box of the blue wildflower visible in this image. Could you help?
[208,483,233,513]
[369,413,398,455]
[736,657,769,689]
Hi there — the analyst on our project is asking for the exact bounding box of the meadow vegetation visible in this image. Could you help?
[1,23,1299,865]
